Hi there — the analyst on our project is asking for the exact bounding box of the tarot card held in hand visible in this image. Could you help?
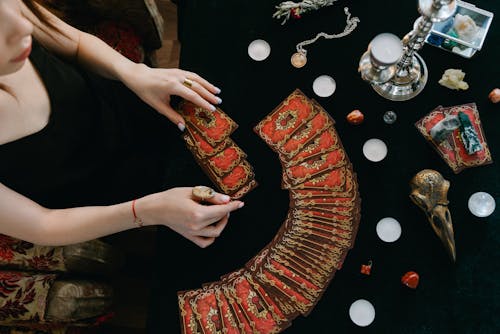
[415,103,492,173]
[179,100,257,198]
[179,100,238,146]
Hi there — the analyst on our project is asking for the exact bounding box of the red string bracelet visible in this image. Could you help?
[131,199,144,227]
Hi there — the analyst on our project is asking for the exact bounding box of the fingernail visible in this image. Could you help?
[216,97,222,104]
[227,212,230,218]
[177,122,185,132]
[238,202,245,209]
[221,194,230,202]
[210,105,216,112]
[214,87,221,94]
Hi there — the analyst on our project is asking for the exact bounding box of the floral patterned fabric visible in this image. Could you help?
[0,236,65,273]
[0,272,56,325]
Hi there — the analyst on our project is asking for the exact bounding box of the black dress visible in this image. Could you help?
[0,41,177,208]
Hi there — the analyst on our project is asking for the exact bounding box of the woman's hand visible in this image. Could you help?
[122,64,221,130]
[135,187,243,248]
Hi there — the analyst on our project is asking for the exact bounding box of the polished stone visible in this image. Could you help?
[312,75,336,97]
[468,192,496,217]
[376,217,402,242]
[349,299,375,327]
[363,138,387,162]
[248,39,271,61]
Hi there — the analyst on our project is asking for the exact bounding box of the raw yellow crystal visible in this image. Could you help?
[438,69,469,90]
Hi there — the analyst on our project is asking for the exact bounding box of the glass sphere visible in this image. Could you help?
[468,192,496,217]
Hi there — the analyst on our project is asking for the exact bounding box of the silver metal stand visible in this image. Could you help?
[359,0,457,101]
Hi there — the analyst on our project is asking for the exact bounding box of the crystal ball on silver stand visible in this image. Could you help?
[358,0,457,101]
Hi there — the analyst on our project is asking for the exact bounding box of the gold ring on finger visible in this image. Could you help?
[183,78,194,88]
[192,186,215,201]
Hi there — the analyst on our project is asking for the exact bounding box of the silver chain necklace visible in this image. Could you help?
[291,7,360,68]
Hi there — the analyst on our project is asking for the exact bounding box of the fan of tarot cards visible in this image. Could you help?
[177,89,361,333]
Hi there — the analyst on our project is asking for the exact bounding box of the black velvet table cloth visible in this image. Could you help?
[147,1,499,333]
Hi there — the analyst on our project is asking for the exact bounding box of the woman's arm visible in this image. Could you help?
[0,182,243,247]
[20,0,221,127]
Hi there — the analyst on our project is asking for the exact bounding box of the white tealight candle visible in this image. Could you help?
[363,138,388,162]
[370,33,403,65]
[376,217,402,242]
[312,75,336,97]
[248,39,271,61]
[349,299,375,327]
[468,192,496,217]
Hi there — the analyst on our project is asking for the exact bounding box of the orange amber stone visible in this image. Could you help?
[360,262,372,275]
[347,109,364,125]
[488,88,500,103]
[401,271,419,289]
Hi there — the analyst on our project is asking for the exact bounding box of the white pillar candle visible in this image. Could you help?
[349,299,376,327]
[363,138,388,162]
[312,75,337,97]
[370,33,403,65]
[376,217,402,242]
[468,192,496,217]
[248,39,271,61]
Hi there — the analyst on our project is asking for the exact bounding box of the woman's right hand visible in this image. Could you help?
[135,187,244,248]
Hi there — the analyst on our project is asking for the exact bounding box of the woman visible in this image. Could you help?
[0,0,244,248]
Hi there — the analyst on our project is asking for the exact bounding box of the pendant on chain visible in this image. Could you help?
[290,7,360,68]
[291,52,308,68]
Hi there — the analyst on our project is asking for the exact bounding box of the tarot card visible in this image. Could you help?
[282,149,347,187]
[247,244,321,307]
[276,235,344,273]
[265,251,327,298]
[253,266,314,315]
[291,189,358,207]
[290,218,353,240]
[285,165,349,190]
[179,100,238,146]
[278,233,348,273]
[178,289,204,334]
[284,224,352,249]
[415,105,459,172]
[264,257,321,297]
[447,103,492,170]
[291,208,355,228]
[270,237,331,279]
[284,128,340,168]
[219,283,254,334]
[295,202,357,216]
[224,274,283,333]
[183,129,232,160]
[289,169,357,198]
[278,233,347,270]
[213,285,241,334]
[242,272,291,329]
[277,106,334,160]
[254,89,317,148]
[205,159,255,197]
[272,242,338,286]
[230,179,258,200]
[204,143,247,177]
[190,289,224,334]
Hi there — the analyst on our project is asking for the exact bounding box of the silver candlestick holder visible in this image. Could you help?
[359,0,457,101]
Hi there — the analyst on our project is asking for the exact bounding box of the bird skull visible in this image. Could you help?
[409,169,456,262]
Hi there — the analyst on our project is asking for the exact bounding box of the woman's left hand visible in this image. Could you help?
[122,64,221,129]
